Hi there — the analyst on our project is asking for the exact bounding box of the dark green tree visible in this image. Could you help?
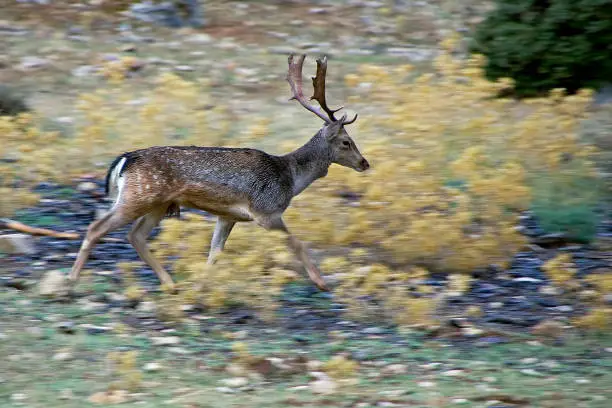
[472,0,612,97]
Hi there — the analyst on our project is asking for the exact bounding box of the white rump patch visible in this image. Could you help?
[109,157,127,209]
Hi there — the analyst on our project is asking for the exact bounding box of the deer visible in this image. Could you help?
[68,54,369,293]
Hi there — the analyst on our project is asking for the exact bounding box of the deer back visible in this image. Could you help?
[107,146,295,219]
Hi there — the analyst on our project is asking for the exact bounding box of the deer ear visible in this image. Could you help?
[324,120,343,141]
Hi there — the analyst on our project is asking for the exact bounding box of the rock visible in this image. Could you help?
[531,320,565,339]
[310,378,337,395]
[52,351,74,361]
[520,368,545,377]
[417,381,436,387]
[77,181,98,193]
[88,390,129,404]
[513,277,543,283]
[10,393,27,402]
[186,33,212,44]
[461,327,484,337]
[39,271,70,297]
[362,327,385,335]
[151,336,181,346]
[539,285,562,296]
[26,326,45,339]
[535,297,559,307]
[381,364,408,376]
[0,234,37,255]
[59,389,74,400]
[603,294,612,305]
[215,387,235,394]
[442,369,464,377]
[81,324,112,335]
[175,65,194,72]
[72,65,97,77]
[578,290,599,301]
[56,321,76,334]
[220,377,249,388]
[19,56,48,70]
[137,301,157,313]
[143,362,163,372]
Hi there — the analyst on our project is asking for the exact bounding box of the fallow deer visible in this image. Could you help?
[69,54,369,292]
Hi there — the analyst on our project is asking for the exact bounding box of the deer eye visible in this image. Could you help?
[342,140,350,147]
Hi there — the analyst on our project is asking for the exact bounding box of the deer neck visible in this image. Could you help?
[284,131,332,197]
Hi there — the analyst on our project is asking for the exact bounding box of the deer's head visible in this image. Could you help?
[287,54,369,173]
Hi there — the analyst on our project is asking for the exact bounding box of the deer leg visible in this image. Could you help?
[207,216,236,264]
[69,209,135,284]
[127,206,175,288]
[257,215,328,291]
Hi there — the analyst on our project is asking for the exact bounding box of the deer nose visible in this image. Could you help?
[361,158,370,170]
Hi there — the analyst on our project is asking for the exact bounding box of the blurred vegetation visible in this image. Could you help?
[0,84,29,116]
[0,30,607,326]
[472,0,612,97]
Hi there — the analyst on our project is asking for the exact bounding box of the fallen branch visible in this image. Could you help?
[0,218,79,239]
[0,218,126,243]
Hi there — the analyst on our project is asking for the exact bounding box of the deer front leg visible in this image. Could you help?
[207,216,236,264]
[257,215,328,291]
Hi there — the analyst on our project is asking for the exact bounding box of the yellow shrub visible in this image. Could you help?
[151,214,292,320]
[0,72,228,217]
[542,253,577,289]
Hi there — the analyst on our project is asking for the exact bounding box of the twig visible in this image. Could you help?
[0,218,79,239]
[0,218,126,243]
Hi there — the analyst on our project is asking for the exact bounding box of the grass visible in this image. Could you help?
[1,287,612,407]
[530,171,604,243]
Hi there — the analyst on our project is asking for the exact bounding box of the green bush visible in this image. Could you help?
[0,85,29,116]
[472,0,612,97]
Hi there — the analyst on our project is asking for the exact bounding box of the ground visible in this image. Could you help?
[1,1,612,407]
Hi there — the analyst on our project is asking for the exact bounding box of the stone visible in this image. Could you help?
[520,368,545,377]
[151,336,181,346]
[39,270,70,297]
[137,301,157,313]
[381,364,408,376]
[186,33,212,44]
[59,389,74,400]
[81,324,112,335]
[362,327,385,335]
[77,181,98,193]
[143,362,163,372]
[310,378,337,395]
[10,393,27,402]
[72,65,97,77]
[220,377,249,388]
[52,351,74,361]
[20,56,48,70]
[417,381,436,387]
[0,234,37,255]
[56,321,76,334]
[539,285,562,296]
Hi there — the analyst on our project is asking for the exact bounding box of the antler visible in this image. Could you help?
[287,54,358,125]
[287,54,332,124]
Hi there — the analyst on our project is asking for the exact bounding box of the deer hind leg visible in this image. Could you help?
[207,216,236,265]
[127,205,175,288]
[256,215,328,291]
[69,208,136,284]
